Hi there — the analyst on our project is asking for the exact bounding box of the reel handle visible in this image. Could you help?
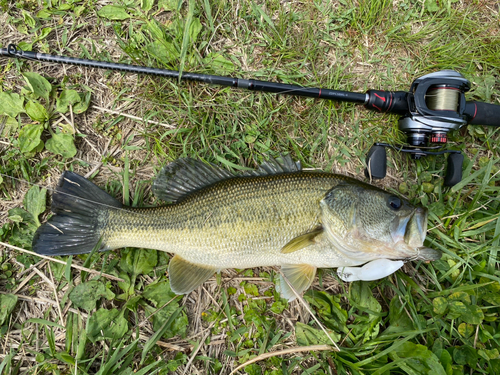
[465,101,500,127]
[365,144,464,187]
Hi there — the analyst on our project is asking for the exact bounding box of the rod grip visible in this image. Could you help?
[364,90,409,115]
[0,48,8,57]
[465,101,500,127]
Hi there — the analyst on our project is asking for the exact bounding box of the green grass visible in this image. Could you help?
[1,0,500,374]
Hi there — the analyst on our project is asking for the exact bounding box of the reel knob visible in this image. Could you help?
[444,153,464,187]
[365,144,387,180]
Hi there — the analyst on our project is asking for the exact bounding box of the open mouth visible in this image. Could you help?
[405,207,428,248]
[391,207,428,247]
[393,207,441,261]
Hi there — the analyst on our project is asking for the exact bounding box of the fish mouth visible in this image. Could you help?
[392,207,441,261]
[405,207,427,247]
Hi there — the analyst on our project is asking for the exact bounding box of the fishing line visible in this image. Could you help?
[425,86,460,111]
[0,172,152,217]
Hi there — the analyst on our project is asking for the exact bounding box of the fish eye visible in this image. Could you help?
[388,196,402,210]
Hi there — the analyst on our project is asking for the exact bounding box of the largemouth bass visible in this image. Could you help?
[33,156,440,300]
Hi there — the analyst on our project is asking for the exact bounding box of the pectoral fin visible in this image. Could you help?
[168,255,217,294]
[281,228,323,254]
[278,264,317,301]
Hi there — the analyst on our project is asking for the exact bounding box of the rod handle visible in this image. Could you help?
[465,101,500,127]
[364,90,409,115]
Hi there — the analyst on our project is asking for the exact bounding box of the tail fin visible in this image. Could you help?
[32,171,122,256]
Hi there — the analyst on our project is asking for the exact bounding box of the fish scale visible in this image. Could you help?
[102,173,342,269]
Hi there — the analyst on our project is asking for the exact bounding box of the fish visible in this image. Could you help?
[32,156,441,300]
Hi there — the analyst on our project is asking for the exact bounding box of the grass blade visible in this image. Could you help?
[140,306,183,364]
[25,318,64,330]
[178,0,195,80]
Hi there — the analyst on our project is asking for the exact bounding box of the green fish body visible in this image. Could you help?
[33,156,440,300]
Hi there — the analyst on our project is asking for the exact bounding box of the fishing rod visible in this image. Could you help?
[2,44,500,185]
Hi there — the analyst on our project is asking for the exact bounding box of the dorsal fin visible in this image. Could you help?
[153,155,302,203]
[152,158,234,202]
[242,154,301,176]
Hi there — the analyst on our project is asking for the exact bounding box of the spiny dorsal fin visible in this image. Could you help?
[153,155,302,203]
[152,158,234,202]
[281,228,323,254]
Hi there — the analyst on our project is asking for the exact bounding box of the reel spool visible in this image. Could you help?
[366,70,471,187]
[425,85,461,112]
[398,70,471,149]
[424,84,462,143]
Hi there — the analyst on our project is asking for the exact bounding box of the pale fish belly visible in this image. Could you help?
[104,211,367,270]
[164,229,369,269]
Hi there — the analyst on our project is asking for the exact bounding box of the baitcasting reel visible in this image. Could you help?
[364,70,499,186]
[1,45,499,186]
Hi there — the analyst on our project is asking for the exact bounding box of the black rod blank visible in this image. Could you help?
[1,44,368,104]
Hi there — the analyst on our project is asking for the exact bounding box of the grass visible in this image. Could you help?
[0,0,500,374]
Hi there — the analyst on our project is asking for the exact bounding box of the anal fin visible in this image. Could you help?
[168,255,217,295]
[279,264,317,301]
